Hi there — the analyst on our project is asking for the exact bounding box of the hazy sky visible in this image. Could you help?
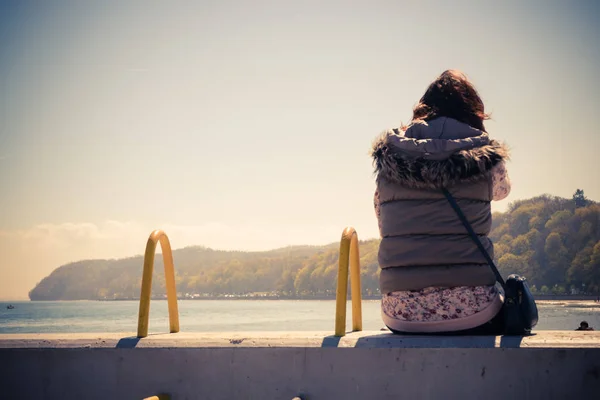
[1,0,599,299]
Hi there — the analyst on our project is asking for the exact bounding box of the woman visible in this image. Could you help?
[371,70,511,334]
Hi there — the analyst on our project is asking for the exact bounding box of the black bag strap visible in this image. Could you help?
[442,188,506,289]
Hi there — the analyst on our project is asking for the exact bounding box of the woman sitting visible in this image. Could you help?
[372,70,511,334]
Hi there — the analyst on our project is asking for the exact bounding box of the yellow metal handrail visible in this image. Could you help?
[137,230,180,338]
[334,227,363,337]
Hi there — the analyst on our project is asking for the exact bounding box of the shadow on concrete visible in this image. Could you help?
[116,336,141,348]
[116,332,181,348]
[498,334,529,348]
[354,333,497,348]
[346,333,531,349]
[321,336,342,347]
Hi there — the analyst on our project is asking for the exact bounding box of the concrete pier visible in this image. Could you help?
[1,331,599,399]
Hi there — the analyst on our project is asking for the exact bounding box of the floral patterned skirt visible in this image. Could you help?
[382,285,499,322]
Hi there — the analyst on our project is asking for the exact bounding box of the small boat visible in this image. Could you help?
[6,305,14,309]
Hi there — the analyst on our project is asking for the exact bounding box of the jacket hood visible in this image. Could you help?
[371,117,509,189]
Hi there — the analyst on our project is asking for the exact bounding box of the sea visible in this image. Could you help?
[1,300,599,334]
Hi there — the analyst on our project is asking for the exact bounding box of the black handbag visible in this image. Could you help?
[442,188,539,335]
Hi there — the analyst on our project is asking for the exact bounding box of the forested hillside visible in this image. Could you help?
[490,191,599,294]
[29,192,599,300]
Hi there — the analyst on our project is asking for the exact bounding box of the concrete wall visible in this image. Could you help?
[1,331,599,400]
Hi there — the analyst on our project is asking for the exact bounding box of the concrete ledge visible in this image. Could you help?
[1,330,599,348]
[1,331,599,400]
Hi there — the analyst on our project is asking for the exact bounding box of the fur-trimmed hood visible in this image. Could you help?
[371,117,509,189]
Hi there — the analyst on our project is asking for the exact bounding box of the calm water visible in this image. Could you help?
[1,300,599,334]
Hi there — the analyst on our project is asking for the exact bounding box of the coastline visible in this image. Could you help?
[13,294,600,302]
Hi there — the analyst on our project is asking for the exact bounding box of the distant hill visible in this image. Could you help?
[29,194,600,300]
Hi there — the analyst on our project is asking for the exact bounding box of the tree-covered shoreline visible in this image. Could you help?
[29,192,599,301]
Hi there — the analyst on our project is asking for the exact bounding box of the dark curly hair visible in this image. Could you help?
[407,69,490,132]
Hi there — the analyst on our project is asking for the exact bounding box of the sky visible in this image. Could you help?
[1,0,599,299]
